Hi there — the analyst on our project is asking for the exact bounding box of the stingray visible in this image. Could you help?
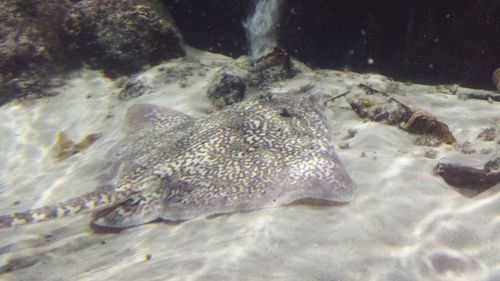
[0,90,353,230]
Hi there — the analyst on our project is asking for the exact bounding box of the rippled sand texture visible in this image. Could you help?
[0,49,499,281]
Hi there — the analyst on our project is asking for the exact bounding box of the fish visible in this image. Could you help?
[0,89,353,230]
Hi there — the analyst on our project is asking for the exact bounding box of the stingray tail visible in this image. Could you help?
[0,190,117,228]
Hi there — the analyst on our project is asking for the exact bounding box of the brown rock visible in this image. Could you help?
[402,111,456,145]
[434,158,500,197]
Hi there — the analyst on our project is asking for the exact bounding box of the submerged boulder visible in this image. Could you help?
[65,0,185,77]
[0,0,185,104]
[0,0,73,104]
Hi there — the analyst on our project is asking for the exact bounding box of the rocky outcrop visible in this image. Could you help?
[0,0,185,104]
[65,0,185,77]
[0,0,72,104]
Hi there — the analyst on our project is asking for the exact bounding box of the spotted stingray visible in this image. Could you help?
[0,90,353,230]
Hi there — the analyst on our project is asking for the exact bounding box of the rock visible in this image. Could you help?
[205,48,297,109]
[118,77,153,101]
[153,61,207,84]
[0,0,73,104]
[457,91,500,103]
[457,141,477,155]
[344,83,413,126]
[343,84,456,146]
[118,60,210,100]
[477,128,496,142]
[206,68,247,110]
[434,158,500,197]
[484,157,500,173]
[402,110,456,146]
[64,0,185,77]
[0,0,185,104]
[493,68,500,92]
[246,47,296,87]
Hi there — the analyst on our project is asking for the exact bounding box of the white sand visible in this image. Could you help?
[0,48,499,281]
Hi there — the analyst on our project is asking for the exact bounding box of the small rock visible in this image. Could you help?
[434,158,500,197]
[206,68,247,110]
[458,141,476,154]
[246,47,297,87]
[341,129,358,140]
[480,148,493,154]
[345,84,413,126]
[118,78,153,101]
[338,143,349,150]
[414,136,443,147]
[477,128,496,141]
[154,62,201,84]
[176,78,187,88]
[484,157,500,173]
[424,149,438,159]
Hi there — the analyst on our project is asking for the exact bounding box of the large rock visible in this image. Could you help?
[0,0,73,104]
[65,0,185,77]
[0,0,185,104]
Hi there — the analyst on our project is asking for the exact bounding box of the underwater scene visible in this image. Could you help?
[0,1,499,280]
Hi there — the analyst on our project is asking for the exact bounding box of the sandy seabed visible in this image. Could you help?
[0,48,499,281]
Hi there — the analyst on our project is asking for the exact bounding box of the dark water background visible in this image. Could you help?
[165,0,500,90]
